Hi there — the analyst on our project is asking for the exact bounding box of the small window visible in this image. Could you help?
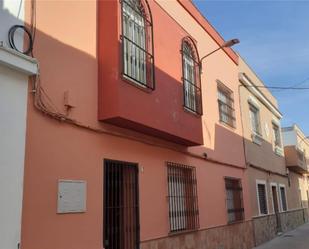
[272,123,282,147]
[218,85,235,127]
[249,103,261,136]
[257,182,268,215]
[280,186,287,211]
[121,0,154,89]
[167,162,199,233]
[182,38,202,115]
[225,178,244,223]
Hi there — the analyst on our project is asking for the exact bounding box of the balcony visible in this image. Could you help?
[97,0,203,146]
[284,146,308,174]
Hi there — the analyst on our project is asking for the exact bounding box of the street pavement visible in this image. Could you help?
[254,223,309,249]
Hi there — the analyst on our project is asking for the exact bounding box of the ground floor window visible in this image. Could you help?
[104,159,140,249]
[225,178,244,223]
[279,185,287,211]
[167,162,199,232]
[257,181,268,215]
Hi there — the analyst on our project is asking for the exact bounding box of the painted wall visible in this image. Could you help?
[0,1,28,248]
[0,65,28,248]
[155,0,245,167]
[21,0,250,249]
[239,57,286,175]
[238,58,289,217]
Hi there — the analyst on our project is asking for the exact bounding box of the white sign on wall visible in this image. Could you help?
[57,180,87,213]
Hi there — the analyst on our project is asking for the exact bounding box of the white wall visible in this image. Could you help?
[282,129,297,146]
[0,1,27,248]
[0,65,28,249]
[0,0,24,50]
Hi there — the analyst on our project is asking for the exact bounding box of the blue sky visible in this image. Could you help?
[193,0,309,134]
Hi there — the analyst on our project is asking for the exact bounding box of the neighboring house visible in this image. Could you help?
[0,1,38,249]
[282,125,309,212]
[19,1,253,249]
[238,57,307,245]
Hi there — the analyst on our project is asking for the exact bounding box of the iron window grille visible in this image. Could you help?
[104,159,140,249]
[257,183,268,215]
[280,186,287,211]
[121,0,155,90]
[225,178,244,223]
[249,103,262,136]
[218,86,235,127]
[181,37,202,115]
[167,162,199,233]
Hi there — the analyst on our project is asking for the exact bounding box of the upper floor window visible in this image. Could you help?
[122,0,155,89]
[272,123,282,147]
[249,103,261,136]
[182,38,202,115]
[218,84,235,127]
[167,162,199,233]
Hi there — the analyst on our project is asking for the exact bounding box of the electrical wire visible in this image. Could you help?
[8,25,33,55]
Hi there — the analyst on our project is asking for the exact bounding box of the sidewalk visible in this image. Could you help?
[254,223,309,249]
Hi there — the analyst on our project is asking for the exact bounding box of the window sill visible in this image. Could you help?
[274,146,284,157]
[251,133,263,146]
[121,74,153,93]
[183,106,201,117]
[168,228,199,237]
[219,120,236,130]
[227,219,245,225]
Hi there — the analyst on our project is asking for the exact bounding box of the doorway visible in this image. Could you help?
[104,159,140,249]
[272,185,281,232]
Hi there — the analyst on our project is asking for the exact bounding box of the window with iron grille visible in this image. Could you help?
[121,0,154,89]
[225,178,244,223]
[182,37,202,115]
[218,85,235,127]
[104,159,140,249]
[249,103,261,136]
[272,123,282,147]
[167,162,199,233]
[280,186,287,211]
[257,183,268,215]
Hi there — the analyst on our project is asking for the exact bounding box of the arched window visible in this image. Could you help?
[182,38,201,114]
[121,0,155,90]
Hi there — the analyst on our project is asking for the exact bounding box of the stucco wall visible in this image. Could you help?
[21,1,251,249]
[248,167,289,217]
[0,65,28,249]
[239,58,286,175]
[0,1,28,248]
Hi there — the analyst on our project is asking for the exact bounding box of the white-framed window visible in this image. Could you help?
[256,180,268,215]
[218,85,235,128]
[272,122,282,147]
[182,38,201,115]
[249,103,262,136]
[279,184,288,212]
[122,0,154,89]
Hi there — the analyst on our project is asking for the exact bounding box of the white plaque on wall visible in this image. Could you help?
[57,180,87,213]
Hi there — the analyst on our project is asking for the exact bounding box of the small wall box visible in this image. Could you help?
[57,180,87,214]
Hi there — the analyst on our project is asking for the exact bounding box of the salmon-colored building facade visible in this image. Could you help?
[1,1,308,249]
[20,1,253,249]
